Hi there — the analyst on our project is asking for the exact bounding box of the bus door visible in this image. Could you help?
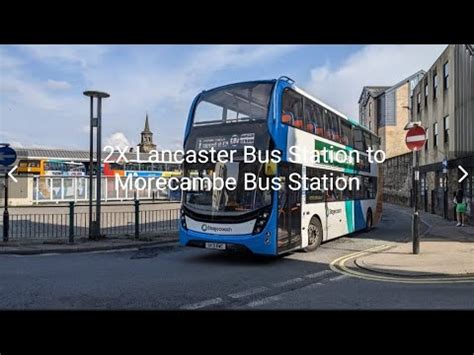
[277,163,301,253]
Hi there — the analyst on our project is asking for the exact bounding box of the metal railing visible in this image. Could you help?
[1,201,180,242]
[32,176,180,203]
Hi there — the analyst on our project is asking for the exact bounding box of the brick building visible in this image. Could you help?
[358,71,425,159]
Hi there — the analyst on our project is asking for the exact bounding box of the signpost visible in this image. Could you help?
[405,125,427,254]
[442,158,448,218]
[0,144,17,242]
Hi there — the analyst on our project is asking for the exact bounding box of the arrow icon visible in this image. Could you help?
[8,165,17,183]
[458,165,468,183]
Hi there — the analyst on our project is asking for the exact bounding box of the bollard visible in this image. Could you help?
[69,201,75,244]
[134,199,140,239]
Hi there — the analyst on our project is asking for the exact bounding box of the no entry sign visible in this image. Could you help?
[406,126,426,151]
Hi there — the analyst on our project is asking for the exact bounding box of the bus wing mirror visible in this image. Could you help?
[264,162,277,176]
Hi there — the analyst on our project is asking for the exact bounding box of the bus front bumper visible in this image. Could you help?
[179,225,276,256]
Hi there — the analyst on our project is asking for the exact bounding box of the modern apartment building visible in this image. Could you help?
[411,45,474,219]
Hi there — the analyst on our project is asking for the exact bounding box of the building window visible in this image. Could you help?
[424,82,428,106]
[369,102,372,117]
[425,127,429,151]
[368,121,372,131]
[433,122,438,147]
[444,115,449,143]
[443,61,449,90]
[417,93,421,113]
[433,72,438,99]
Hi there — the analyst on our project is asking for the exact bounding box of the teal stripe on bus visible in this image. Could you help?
[345,200,354,233]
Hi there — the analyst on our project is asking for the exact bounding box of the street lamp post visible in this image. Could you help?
[83,90,110,239]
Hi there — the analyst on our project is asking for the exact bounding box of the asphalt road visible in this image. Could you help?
[1,204,473,310]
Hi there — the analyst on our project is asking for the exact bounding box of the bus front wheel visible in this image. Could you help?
[304,217,323,252]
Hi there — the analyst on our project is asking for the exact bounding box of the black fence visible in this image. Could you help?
[1,201,180,242]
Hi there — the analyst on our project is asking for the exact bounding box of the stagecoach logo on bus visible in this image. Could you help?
[200,224,232,233]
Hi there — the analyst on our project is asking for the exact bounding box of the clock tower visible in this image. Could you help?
[138,113,157,153]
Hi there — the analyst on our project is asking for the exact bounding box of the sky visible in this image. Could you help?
[0,45,446,151]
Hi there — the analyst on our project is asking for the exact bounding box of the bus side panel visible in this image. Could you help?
[325,201,351,241]
[344,200,355,234]
[353,200,367,231]
[353,199,377,231]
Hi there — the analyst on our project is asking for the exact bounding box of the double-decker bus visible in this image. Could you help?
[179,77,382,256]
[102,162,182,178]
[17,159,86,176]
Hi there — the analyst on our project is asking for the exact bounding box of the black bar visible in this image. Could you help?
[89,96,94,238]
[135,199,140,238]
[69,201,74,244]
[413,150,420,254]
[96,97,102,238]
[3,172,9,241]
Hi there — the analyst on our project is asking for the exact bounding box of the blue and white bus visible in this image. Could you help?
[179,77,382,256]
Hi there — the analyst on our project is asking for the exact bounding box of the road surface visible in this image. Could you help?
[1,204,473,310]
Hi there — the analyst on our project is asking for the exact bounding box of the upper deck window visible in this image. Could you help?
[282,88,304,129]
[193,82,273,126]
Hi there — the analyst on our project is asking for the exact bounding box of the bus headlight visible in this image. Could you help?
[252,210,271,235]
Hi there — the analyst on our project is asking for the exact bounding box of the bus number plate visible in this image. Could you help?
[205,242,226,250]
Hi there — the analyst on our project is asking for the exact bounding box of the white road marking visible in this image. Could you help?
[273,277,304,288]
[37,253,60,257]
[180,297,223,310]
[305,270,334,279]
[329,274,350,282]
[246,295,282,308]
[228,287,269,299]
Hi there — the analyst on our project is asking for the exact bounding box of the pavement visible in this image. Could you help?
[352,208,474,278]
[0,232,178,255]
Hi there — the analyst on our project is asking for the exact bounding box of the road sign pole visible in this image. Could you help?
[3,171,9,242]
[405,125,426,255]
[0,144,16,242]
[412,149,420,254]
